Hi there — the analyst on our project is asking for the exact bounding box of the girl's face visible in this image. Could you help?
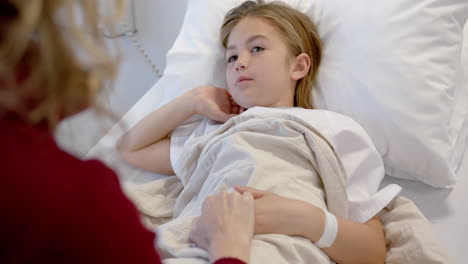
[225,16,297,109]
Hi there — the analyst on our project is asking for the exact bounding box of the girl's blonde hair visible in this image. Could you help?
[220,0,322,109]
[0,0,123,130]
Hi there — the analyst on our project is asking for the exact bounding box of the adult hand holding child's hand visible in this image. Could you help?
[235,185,319,238]
[190,190,255,263]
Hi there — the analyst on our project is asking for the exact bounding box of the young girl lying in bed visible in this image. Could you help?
[118,1,400,263]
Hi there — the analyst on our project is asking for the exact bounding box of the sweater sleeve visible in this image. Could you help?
[213,258,247,264]
[63,160,162,264]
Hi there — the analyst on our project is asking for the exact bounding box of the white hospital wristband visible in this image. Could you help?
[315,210,338,248]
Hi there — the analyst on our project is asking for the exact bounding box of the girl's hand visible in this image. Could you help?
[190,191,255,263]
[191,86,241,123]
[234,185,317,237]
[236,186,388,264]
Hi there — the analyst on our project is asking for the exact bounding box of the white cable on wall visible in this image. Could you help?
[104,0,163,80]
[122,23,163,79]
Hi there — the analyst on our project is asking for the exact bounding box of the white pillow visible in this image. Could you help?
[312,1,468,188]
[126,0,468,188]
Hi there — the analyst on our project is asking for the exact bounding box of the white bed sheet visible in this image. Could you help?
[88,128,467,264]
[89,133,467,263]
[380,143,468,263]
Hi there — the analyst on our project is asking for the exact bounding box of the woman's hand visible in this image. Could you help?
[191,86,243,123]
[190,190,255,263]
[234,185,320,238]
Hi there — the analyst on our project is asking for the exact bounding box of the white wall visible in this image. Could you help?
[133,0,189,70]
[104,0,190,117]
[56,0,190,157]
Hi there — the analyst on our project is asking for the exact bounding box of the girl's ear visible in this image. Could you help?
[290,53,311,81]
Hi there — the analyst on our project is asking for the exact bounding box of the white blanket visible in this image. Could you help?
[125,184,455,264]
[127,108,394,263]
[122,108,453,264]
[381,196,455,264]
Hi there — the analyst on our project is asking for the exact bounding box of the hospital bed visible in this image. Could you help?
[84,1,468,262]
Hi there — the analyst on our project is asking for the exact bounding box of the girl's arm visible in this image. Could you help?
[302,206,386,264]
[117,86,239,175]
[116,91,195,175]
[235,186,386,264]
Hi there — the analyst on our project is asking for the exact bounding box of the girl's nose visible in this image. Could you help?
[235,54,248,71]
[235,64,246,71]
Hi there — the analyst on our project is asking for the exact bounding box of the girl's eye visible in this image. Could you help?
[227,55,238,63]
[252,46,264,53]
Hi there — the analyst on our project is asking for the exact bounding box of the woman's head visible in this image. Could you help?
[0,0,122,129]
[220,1,322,109]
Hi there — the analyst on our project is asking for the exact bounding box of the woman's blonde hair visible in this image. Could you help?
[0,0,123,130]
[220,0,322,109]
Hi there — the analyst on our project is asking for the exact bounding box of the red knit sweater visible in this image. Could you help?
[0,115,245,264]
